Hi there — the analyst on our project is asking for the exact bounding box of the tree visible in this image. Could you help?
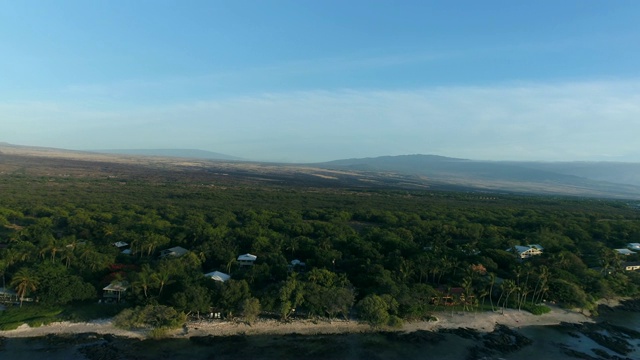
[499,279,518,314]
[171,285,212,318]
[357,294,390,327]
[133,264,154,299]
[242,297,261,324]
[219,279,251,318]
[35,262,96,305]
[488,273,496,311]
[279,274,305,320]
[532,265,549,304]
[11,267,39,307]
[152,263,175,296]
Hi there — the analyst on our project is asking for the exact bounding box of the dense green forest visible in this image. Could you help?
[1,173,640,329]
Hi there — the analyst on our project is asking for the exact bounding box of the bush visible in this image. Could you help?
[149,327,169,339]
[387,315,404,328]
[114,305,186,331]
[521,304,551,315]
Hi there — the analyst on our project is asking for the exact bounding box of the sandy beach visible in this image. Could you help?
[0,305,592,340]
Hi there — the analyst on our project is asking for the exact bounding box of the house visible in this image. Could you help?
[204,271,231,282]
[615,249,637,256]
[102,281,129,302]
[237,253,257,266]
[0,287,19,303]
[509,244,544,259]
[623,262,640,271]
[288,259,306,272]
[160,246,189,258]
[627,243,640,251]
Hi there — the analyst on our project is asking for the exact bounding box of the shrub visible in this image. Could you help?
[114,305,186,331]
[521,304,551,315]
[149,327,169,339]
[387,315,404,328]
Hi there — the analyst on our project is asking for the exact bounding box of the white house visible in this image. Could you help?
[103,281,129,302]
[615,248,637,256]
[288,259,307,272]
[237,253,257,266]
[0,287,18,302]
[510,244,544,259]
[160,246,189,258]
[627,243,640,251]
[204,271,231,282]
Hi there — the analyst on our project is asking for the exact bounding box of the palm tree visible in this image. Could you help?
[517,263,532,310]
[500,280,518,314]
[478,288,490,311]
[134,264,154,299]
[0,259,8,290]
[461,276,474,312]
[532,265,549,305]
[488,273,496,311]
[152,265,175,296]
[11,267,39,307]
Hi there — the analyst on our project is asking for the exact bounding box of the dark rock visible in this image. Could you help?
[442,327,482,340]
[382,330,446,344]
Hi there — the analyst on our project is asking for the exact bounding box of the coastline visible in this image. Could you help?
[2,303,638,360]
[0,305,592,340]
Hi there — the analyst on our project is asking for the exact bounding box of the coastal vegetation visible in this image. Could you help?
[1,171,639,331]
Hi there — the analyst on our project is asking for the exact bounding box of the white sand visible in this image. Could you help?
[0,305,592,339]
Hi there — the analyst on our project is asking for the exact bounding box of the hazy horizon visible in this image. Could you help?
[2,1,640,163]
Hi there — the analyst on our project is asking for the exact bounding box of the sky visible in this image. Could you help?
[2,1,640,163]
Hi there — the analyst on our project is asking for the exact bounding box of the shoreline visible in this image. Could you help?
[0,305,593,340]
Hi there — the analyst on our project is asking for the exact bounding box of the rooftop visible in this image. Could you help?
[204,271,231,282]
[238,253,257,261]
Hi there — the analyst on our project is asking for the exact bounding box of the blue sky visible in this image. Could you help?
[2,1,640,162]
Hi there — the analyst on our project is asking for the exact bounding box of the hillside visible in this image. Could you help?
[317,155,640,199]
[2,144,640,199]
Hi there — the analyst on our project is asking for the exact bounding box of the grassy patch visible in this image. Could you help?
[0,305,64,330]
[61,302,129,322]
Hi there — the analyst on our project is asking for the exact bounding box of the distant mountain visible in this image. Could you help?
[510,162,640,187]
[93,149,243,161]
[317,154,640,199]
[4,142,640,199]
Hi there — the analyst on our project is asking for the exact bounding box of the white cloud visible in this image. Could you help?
[2,79,640,162]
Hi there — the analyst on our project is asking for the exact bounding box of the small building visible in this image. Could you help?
[623,262,640,271]
[160,246,189,258]
[615,249,637,256]
[113,241,129,248]
[288,259,306,272]
[0,287,19,303]
[103,281,129,302]
[204,271,231,282]
[509,244,544,259]
[627,243,640,251]
[237,253,257,266]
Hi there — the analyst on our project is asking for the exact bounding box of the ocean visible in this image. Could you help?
[1,308,638,360]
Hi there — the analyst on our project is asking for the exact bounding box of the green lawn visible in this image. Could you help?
[0,305,64,330]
